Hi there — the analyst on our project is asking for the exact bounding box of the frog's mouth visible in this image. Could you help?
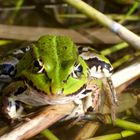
[12,83,93,106]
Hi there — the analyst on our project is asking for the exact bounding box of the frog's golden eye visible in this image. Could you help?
[33,59,44,73]
[71,63,83,79]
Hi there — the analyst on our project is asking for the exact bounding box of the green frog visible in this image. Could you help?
[0,35,117,120]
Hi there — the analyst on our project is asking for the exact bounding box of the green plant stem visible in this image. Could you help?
[59,14,140,21]
[112,54,132,68]
[104,116,140,132]
[85,130,135,140]
[119,2,139,24]
[63,0,113,28]
[108,14,140,21]
[101,42,128,56]
[112,52,140,68]
[10,0,24,24]
[115,119,140,132]
[41,129,59,140]
[63,0,140,50]
[0,40,12,46]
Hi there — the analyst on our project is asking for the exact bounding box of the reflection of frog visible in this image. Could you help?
[0,35,117,120]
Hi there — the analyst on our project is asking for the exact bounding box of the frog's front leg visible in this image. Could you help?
[79,46,118,120]
[64,78,101,120]
[84,77,102,112]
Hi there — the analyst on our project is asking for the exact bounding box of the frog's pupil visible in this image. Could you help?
[72,63,83,78]
[33,60,40,68]
[33,59,44,73]
[77,65,83,72]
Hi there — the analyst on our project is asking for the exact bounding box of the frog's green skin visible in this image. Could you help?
[15,36,89,96]
[0,35,116,120]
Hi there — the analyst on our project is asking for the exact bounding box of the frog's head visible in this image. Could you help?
[16,35,88,95]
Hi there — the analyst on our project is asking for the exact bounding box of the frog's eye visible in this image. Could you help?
[71,63,83,78]
[33,59,44,73]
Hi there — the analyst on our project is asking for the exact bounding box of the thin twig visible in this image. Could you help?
[63,0,140,50]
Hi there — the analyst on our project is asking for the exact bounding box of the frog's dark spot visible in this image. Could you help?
[87,106,93,112]
[82,89,92,95]
[28,80,34,87]
[42,42,46,46]
[15,101,22,110]
[61,88,64,93]
[78,46,84,54]
[20,47,30,53]
[14,86,27,96]
[64,46,67,50]
[63,79,67,83]
[69,84,86,96]
[86,58,112,73]
[82,91,87,95]
[63,75,70,83]
[49,86,52,94]
[44,71,50,79]
[33,60,40,68]
[0,64,15,76]
[75,112,78,116]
